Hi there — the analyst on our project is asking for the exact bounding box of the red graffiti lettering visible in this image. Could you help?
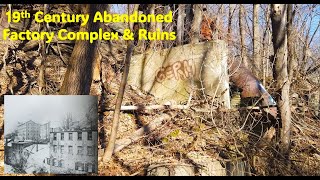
[155,60,195,83]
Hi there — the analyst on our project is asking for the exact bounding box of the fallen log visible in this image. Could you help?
[104,104,277,112]
[106,104,190,111]
[113,113,176,153]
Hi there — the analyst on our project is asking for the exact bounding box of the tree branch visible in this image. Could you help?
[102,42,135,162]
[113,113,175,153]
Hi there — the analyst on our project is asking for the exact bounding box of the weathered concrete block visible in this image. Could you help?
[128,40,230,108]
[226,160,247,176]
[186,151,226,176]
[147,166,170,176]
[147,164,195,176]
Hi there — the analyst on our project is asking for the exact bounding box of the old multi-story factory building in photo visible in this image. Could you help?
[17,120,41,141]
[48,129,98,174]
[4,95,98,174]
[40,122,50,143]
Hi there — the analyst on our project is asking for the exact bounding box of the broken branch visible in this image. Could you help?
[104,104,277,112]
[103,42,135,162]
[113,113,175,153]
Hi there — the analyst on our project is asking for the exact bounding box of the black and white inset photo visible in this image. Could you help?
[4,95,98,175]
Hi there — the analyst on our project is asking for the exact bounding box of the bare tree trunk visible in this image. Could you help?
[215,4,224,40]
[227,4,235,47]
[176,4,185,45]
[262,4,272,86]
[38,4,50,94]
[300,10,313,72]
[239,4,249,68]
[130,4,139,30]
[103,43,135,162]
[184,4,193,44]
[93,5,110,83]
[0,6,8,27]
[253,4,262,79]
[147,4,156,50]
[270,4,291,157]
[287,4,296,82]
[155,5,164,48]
[59,4,104,95]
[162,5,173,49]
[190,4,202,44]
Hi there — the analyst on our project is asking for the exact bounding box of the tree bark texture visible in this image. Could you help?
[103,43,135,162]
[239,4,249,68]
[190,4,202,44]
[59,4,104,95]
[270,4,291,156]
[253,4,262,79]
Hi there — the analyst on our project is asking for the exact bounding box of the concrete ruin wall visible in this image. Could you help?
[128,40,230,108]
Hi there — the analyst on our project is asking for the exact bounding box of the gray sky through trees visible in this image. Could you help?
[4,95,97,134]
